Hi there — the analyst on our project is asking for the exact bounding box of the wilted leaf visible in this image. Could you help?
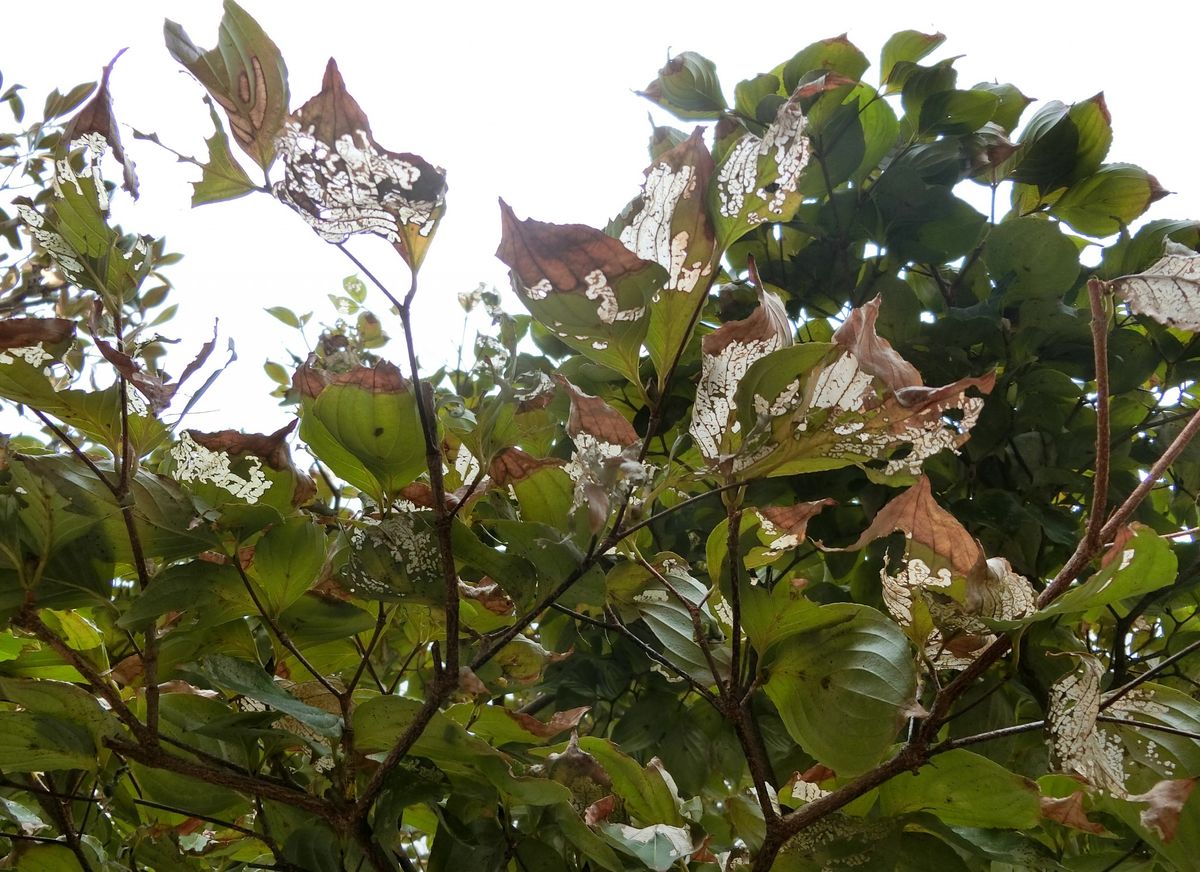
[62,49,138,198]
[755,499,835,557]
[496,200,666,381]
[1110,241,1200,331]
[0,318,74,353]
[1130,779,1197,842]
[273,59,446,270]
[164,0,289,171]
[1040,790,1108,834]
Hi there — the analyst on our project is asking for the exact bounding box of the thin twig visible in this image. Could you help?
[1085,278,1112,551]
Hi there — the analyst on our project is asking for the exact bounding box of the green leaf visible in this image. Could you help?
[0,711,96,771]
[1050,163,1168,237]
[880,31,946,86]
[971,82,1033,133]
[638,52,727,120]
[762,603,917,775]
[1035,529,1176,621]
[191,97,257,206]
[307,363,426,500]
[164,0,289,171]
[577,737,685,825]
[740,579,820,656]
[984,216,1081,302]
[194,653,342,737]
[0,677,121,743]
[252,516,327,613]
[777,35,869,92]
[265,306,302,328]
[878,750,1040,828]
[919,89,999,136]
[600,823,693,871]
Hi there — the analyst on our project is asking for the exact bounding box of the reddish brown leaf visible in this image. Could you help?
[488,447,565,487]
[291,354,329,399]
[0,317,74,350]
[187,421,315,506]
[758,499,835,550]
[848,476,984,577]
[584,794,617,826]
[702,258,791,360]
[833,295,922,398]
[330,361,410,394]
[555,376,638,448]
[502,705,590,739]
[93,336,176,413]
[1130,778,1198,842]
[1101,523,1143,568]
[273,59,446,269]
[1040,791,1107,834]
[799,763,836,783]
[497,200,657,304]
[458,578,515,616]
[63,49,138,198]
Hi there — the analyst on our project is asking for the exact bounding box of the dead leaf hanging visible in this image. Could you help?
[273,59,447,270]
[62,49,138,199]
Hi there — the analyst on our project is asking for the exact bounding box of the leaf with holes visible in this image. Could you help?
[497,201,666,382]
[272,59,446,270]
[1110,242,1200,331]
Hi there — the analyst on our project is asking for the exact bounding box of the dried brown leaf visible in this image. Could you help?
[488,447,565,487]
[1040,791,1107,834]
[757,499,835,551]
[555,377,638,448]
[329,361,409,394]
[188,420,298,471]
[584,794,618,826]
[848,476,983,577]
[1130,778,1197,842]
[503,705,590,739]
[458,578,515,616]
[0,317,74,350]
[832,295,922,397]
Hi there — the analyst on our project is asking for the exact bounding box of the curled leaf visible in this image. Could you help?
[832,296,922,399]
[1110,242,1200,331]
[62,50,138,198]
[503,705,590,740]
[1040,791,1107,835]
[1130,778,1197,842]
[273,59,447,269]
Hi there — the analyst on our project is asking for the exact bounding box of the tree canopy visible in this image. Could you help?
[2,3,1200,870]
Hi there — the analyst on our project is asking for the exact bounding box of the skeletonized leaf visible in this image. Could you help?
[689,266,791,468]
[1048,654,1128,796]
[1130,779,1197,842]
[164,0,289,171]
[1111,242,1200,331]
[709,86,813,248]
[708,295,994,481]
[273,59,447,270]
[497,200,666,381]
[613,127,716,382]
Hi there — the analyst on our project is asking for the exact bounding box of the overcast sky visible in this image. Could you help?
[2,1,1197,434]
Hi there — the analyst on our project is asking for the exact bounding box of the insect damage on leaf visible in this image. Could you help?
[1110,242,1200,331]
[1048,655,1129,796]
[170,430,272,504]
[556,377,645,532]
[714,88,811,227]
[690,266,792,465]
[617,127,715,296]
[273,59,447,268]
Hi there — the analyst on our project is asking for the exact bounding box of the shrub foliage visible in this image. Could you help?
[2,4,1200,870]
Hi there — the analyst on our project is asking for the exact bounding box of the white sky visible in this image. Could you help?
[2,1,1197,435]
